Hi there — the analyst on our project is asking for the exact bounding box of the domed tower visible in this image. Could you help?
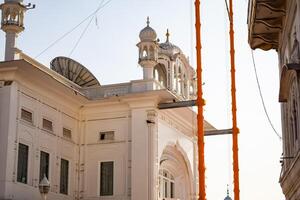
[137,17,159,80]
[224,186,232,200]
[0,0,34,61]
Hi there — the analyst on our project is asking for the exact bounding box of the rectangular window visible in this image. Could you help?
[170,182,175,198]
[60,159,69,195]
[43,118,53,132]
[39,151,49,181]
[164,180,168,198]
[17,143,29,184]
[63,128,72,139]
[99,131,114,141]
[21,108,33,123]
[100,161,114,196]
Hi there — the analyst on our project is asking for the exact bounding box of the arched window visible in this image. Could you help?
[173,65,177,90]
[149,46,155,59]
[289,81,299,143]
[159,169,175,199]
[178,67,182,94]
[153,64,167,87]
[286,75,299,160]
[142,49,148,58]
[141,46,148,59]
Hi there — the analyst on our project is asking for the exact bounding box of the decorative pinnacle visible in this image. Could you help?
[226,184,229,196]
[146,16,150,27]
[166,29,170,42]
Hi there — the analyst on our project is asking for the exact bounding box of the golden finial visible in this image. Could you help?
[166,29,170,42]
[147,16,150,27]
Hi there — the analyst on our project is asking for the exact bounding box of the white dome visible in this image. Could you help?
[139,17,157,41]
[159,29,182,55]
[5,0,23,2]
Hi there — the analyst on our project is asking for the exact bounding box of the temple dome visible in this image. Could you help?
[159,29,182,55]
[139,17,157,41]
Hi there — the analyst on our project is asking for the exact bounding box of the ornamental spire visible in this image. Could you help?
[227,184,229,196]
[166,29,170,42]
[146,16,150,27]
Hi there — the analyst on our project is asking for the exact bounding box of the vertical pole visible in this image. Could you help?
[228,0,240,199]
[195,0,206,199]
[5,32,17,61]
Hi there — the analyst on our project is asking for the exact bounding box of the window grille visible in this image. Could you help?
[100,161,114,196]
[21,108,33,123]
[60,159,69,195]
[17,143,29,184]
[39,151,49,181]
[43,118,53,131]
[159,169,175,199]
[99,131,114,141]
[63,128,72,139]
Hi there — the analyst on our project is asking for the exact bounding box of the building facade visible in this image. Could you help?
[248,0,300,199]
[0,1,215,199]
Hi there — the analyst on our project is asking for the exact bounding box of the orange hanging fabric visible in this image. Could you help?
[194,0,206,199]
[228,0,240,199]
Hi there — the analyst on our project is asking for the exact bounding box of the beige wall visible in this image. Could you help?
[0,63,198,200]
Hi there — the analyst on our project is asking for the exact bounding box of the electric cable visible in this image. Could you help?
[251,50,282,140]
[69,0,105,56]
[224,0,230,21]
[35,0,113,58]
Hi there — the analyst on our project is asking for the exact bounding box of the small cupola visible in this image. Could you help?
[139,17,157,42]
[137,17,159,81]
[0,0,35,61]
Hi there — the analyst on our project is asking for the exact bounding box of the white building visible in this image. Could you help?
[0,1,216,199]
[248,0,300,199]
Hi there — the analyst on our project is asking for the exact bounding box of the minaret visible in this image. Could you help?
[137,17,158,80]
[0,0,34,61]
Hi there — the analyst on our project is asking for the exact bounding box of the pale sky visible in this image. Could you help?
[0,0,285,199]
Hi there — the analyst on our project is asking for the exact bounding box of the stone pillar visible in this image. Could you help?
[130,100,157,200]
[147,110,158,200]
[4,32,17,61]
[143,64,154,80]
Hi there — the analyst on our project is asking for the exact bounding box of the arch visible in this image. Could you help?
[279,64,300,102]
[159,143,194,200]
[149,46,155,59]
[287,75,299,151]
[154,63,167,87]
[142,46,148,58]
[178,66,183,95]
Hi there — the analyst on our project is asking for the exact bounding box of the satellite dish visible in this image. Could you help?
[50,57,100,87]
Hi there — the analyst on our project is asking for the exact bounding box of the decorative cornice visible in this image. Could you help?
[248,0,286,51]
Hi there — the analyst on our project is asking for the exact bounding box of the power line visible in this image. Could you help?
[35,0,113,58]
[251,50,282,140]
[224,0,230,21]
[69,0,105,56]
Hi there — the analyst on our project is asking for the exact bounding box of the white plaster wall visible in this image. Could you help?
[0,65,197,200]
[0,85,12,199]
[82,116,129,199]
[1,82,80,200]
[131,108,151,200]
